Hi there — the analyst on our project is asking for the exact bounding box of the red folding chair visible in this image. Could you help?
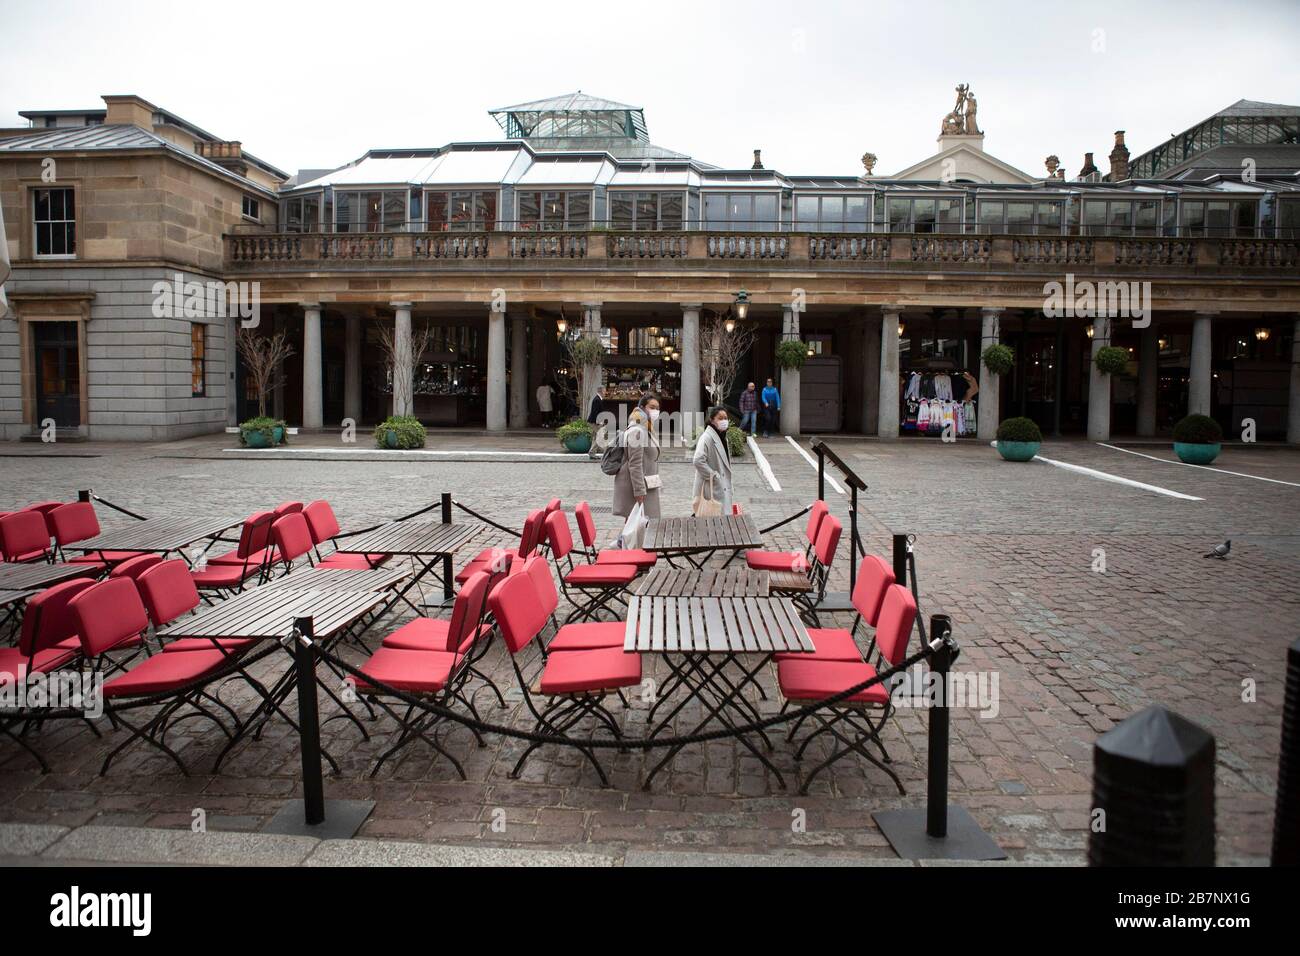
[774,554,895,664]
[524,554,625,655]
[48,501,145,570]
[208,511,277,569]
[302,500,389,568]
[777,583,917,794]
[0,510,54,563]
[352,569,500,778]
[191,512,272,597]
[745,500,827,573]
[269,512,372,576]
[107,553,163,583]
[543,510,638,624]
[573,501,656,571]
[455,508,545,583]
[489,563,639,787]
[0,577,98,771]
[71,577,243,775]
[274,501,304,517]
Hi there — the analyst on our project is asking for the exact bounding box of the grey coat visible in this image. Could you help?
[692,426,734,514]
[613,420,661,518]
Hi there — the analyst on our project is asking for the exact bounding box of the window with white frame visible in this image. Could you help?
[241,195,261,221]
[703,192,780,231]
[424,190,497,231]
[793,194,869,232]
[1177,198,1259,238]
[516,191,592,230]
[33,187,76,257]
[608,191,684,231]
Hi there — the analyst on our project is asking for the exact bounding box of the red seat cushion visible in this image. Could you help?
[0,645,79,681]
[595,549,657,569]
[538,646,641,695]
[381,617,489,655]
[208,547,275,567]
[776,659,889,705]
[162,637,258,653]
[563,563,638,587]
[102,649,230,698]
[353,648,456,694]
[547,621,626,652]
[774,628,863,663]
[191,564,255,588]
[69,550,147,566]
[317,553,375,570]
[8,548,51,563]
[745,550,807,573]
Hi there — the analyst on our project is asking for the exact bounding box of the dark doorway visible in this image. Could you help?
[33,321,80,428]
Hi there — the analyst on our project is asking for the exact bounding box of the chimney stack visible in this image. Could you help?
[1109,130,1130,181]
[1078,151,1099,180]
[752,149,764,170]
[102,94,157,132]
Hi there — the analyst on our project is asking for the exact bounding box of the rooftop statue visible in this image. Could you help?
[941,84,981,136]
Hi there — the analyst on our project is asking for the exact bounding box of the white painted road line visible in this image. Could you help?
[1098,442,1300,489]
[748,436,782,492]
[223,447,578,459]
[1034,454,1204,500]
[785,436,845,495]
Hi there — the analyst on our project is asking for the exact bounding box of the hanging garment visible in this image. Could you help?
[940,401,956,436]
[904,371,921,401]
[903,398,919,430]
[954,402,966,437]
[964,400,977,436]
[917,399,931,431]
[933,373,954,401]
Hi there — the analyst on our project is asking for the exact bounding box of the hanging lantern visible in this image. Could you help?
[556,317,567,334]
[1255,327,1271,342]
[1086,324,1095,339]
[734,289,750,321]
[724,317,736,333]
[898,321,905,336]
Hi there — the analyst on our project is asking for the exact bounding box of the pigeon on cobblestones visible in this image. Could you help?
[1203,540,1231,559]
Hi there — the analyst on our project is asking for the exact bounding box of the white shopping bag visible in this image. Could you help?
[614,502,647,550]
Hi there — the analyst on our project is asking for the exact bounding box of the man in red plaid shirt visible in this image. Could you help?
[738,381,759,437]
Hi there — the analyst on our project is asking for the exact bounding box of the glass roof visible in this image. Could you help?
[490,91,649,143]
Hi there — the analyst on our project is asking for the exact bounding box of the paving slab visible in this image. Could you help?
[42,826,319,867]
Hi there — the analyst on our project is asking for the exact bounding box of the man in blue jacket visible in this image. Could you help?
[760,378,781,438]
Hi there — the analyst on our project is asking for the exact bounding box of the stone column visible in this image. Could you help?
[509,314,527,429]
[486,305,507,431]
[1188,312,1214,417]
[302,302,323,429]
[1288,316,1300,446]
[877,306,901,439]
[862,311,881,435]
[580,303,603,419]
[344,315,362,425]
[680,303,702,425]
[391,301,413,417]
[1087,315,1113,442]
[1136,321,1158,436]
[780,305,801,436]
[976,307,1002,441]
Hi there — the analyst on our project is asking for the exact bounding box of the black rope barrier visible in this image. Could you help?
[78,489,148,521]
[452,500,521,538]
[759,504,811,536]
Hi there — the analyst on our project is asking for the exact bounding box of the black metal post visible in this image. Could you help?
[926,614,954,838]
[1272,636,1300,865]
[77,489,90,503]
[1089,705,1215,866]
[892,533,908,589]
[440,491,453,604]
[816,445,826,501]
[292,616,325,826]
[848,484,859,595]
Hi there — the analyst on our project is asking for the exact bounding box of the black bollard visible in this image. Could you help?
[926,614,953,838]
[440,491,454,605]
[1273,637,1300,865]
[1089,705,1215,866]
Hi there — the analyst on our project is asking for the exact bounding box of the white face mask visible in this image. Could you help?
[648,408,660,424]
[717,420,730,431]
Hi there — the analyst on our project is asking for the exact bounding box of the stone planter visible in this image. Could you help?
[243,429,273,449]
[1174,441,1220,465]
[996,440,1041,462]
[273,425,285,444]
[383,430,399,449]
[562,434,592,454]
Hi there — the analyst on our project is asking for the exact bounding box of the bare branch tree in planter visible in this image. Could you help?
[701,314,755,410]
[235,328,295,417]
[377,320,436,417]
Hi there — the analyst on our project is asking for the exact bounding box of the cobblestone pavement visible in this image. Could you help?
[1,433,1295,863]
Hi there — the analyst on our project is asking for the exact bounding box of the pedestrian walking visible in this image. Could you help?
[761,377,781,438]
[738,381,759,437]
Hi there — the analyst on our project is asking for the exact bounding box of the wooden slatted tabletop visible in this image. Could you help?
[642,514,762,556]
[158,586,387,641]
[623,594,814,654]
[0,562,95,592]
[0,588,34,609]
[258,566,411,594]
[72,515,244,554]
[337,521,478,557]
[634,565,771,598]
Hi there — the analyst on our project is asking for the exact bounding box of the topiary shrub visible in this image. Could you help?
[1094,345,1131,376]
[374,415,427,449]
[1172,414,1222,445]
[981,344,1015,377]
[776,339,808,371]
[238,416,287,447]
[555,418,595,445]
[996,416,1043,443]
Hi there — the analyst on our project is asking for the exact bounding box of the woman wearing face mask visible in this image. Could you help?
[614,393,662,520]
[691,405,734,516]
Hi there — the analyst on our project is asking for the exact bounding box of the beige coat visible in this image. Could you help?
[613,417,661,518]
[692,425,734,514]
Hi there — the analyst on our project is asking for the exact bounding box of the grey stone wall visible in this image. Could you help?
[0,265,234,441]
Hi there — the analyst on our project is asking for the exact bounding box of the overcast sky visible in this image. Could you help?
[2,0,1297,180]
